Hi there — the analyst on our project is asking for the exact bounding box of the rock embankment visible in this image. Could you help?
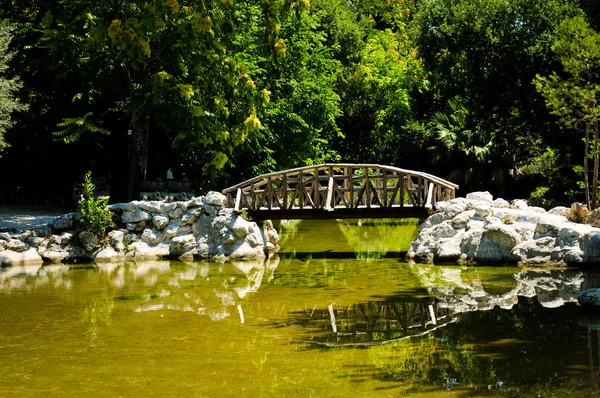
[0,192,279,266]
[407,191,600,265]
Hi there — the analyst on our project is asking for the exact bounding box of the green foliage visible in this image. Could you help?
[535,15,600,208]
[78,171,114,238]
[0,21,28,154]
[432,97,503,190]
[414,0,582,188]
[337,18,428,166]
[54,112,110,143]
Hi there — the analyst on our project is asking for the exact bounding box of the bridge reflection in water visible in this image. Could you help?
[289,298,456,347]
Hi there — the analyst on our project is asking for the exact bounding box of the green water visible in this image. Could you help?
[1,219,600,397]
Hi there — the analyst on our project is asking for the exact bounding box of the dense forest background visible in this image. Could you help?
[1,0,600,206]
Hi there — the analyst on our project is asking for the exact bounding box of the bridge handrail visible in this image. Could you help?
[222,163,459,194]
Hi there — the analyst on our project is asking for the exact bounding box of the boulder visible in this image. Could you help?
[492,198,510,208]
[170,234,197,256]
[409,192,600,265]
[140,228,163,246]
[570,202,590,223]
[39,246,70,263]
[107,230,126,252]
[510,199,528,210]
[548,206,570,217]
[93,247,126,262]
[0,248,43,266]
[127,241,170,260]
[53,214,74,230]
[121,209,151,224]
[7,239,30,253]
[578,288,600,312]
[476,225,522,261]
[466,191,493,203]
[79,231,100,252]
[152,215,170,230]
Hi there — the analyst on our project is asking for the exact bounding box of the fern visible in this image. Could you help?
[53,112,111,143]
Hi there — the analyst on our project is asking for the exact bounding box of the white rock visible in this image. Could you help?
[38,247,69,263]
[466,191,494,203]
[187,197,204,208]
[181,208,202,226]
[121,209,151,223]
[107,230,126,252]
[93,247,126,262]
[152,215,170,230]
[171,234,197,256]
[7,239,30,253]
[510,199,528,210]
[492,198,510,208]
[140,228,163,245]
[205,191,226,207]
[0,248,43,266]
[548,206,570,217]
[474,203,492,217]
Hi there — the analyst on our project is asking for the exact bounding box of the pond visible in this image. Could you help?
[2,219,600,397]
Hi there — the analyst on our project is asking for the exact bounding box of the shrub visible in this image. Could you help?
[78,171,114,238]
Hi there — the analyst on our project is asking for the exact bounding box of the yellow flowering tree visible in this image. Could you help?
[39,0,269,200]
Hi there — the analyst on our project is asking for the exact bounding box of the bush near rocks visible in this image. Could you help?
[0,192,279,266]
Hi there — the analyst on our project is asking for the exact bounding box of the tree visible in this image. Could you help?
[413,0,582,193]
[223,0,348,180]
[433,97,503,190]
[0,22,27,155]
[336,27,428,166]
[535,16,600,209]
[36,0,267,201]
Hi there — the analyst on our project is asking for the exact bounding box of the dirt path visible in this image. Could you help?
[0,206,68,232]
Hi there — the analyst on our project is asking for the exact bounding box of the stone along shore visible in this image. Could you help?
[408,191,600,265]
[0,192,279,266]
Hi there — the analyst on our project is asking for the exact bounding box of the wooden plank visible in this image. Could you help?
[267,178,273,210]
[425,181,434,209]
[235,188,242,211]
[364,167,370,208]
[349,168,354,208]
[369,180,383,207]
[222,163,458,195]
[400,175,405,207]
[282,174,288,209]
[333,183,349,208]
[381,172,388,207]
[324,175,334,211]
[314,167,320,208]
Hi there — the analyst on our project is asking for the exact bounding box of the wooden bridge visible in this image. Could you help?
[222,164,458,220]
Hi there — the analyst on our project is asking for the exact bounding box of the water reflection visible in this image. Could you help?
[0,256,280,326]
[412,263,584,312]
[289,298,456,347]
[287,265,587,347]
[277,218,419,259]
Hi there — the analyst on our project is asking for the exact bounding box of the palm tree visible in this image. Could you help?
[432,97,503,191]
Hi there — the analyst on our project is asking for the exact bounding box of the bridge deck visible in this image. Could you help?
[222,163,458,219]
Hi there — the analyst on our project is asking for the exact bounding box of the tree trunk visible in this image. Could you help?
[110,120,149,203]
[585,120,591,210]
[594,107,599,210]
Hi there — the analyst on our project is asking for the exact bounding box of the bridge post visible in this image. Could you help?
[235,188,242,211]
[324,173,334,211]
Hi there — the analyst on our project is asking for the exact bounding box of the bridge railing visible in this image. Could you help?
[222,164,458,213]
